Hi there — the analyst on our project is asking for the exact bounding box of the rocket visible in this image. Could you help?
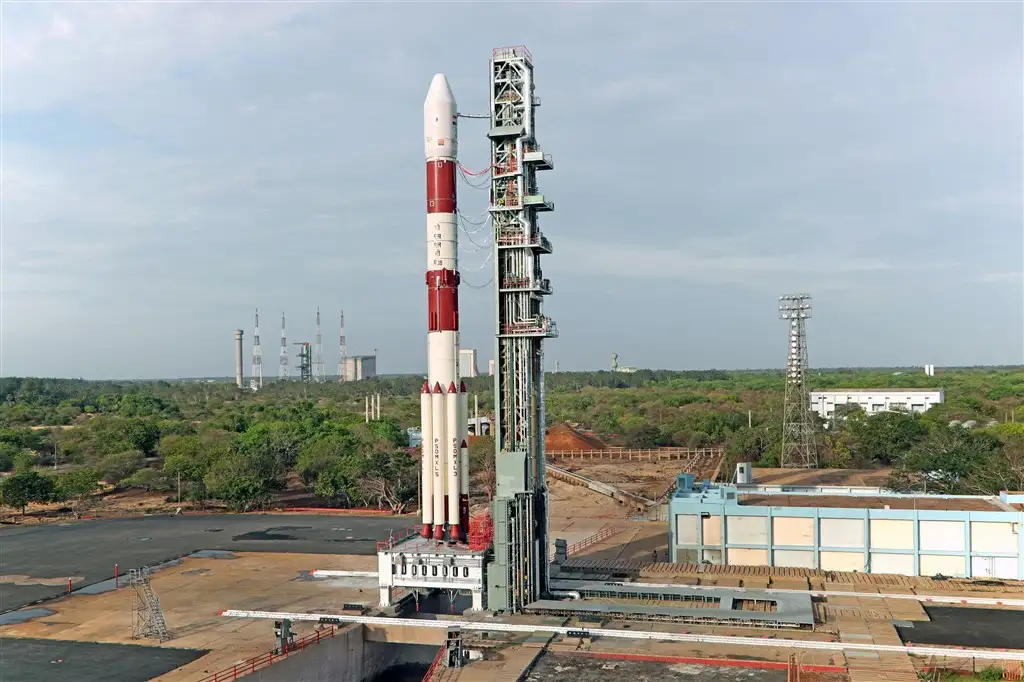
[420,74,470,543]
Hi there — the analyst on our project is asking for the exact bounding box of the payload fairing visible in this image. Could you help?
[421,74,470,543]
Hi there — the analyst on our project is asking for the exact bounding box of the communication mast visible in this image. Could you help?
[338,310,348,382]
[279,313,289,381]
[251,309,263,391]
[779,294,817,468]
[313,307,326,382]
[488,45,557,612]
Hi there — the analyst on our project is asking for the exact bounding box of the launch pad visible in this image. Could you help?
[377,535,488,612]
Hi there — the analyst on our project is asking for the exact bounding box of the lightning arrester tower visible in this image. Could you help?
[488,45,557,613]
[279,313,289,381]
[251,309,263,389]
[779,294,817,468]
[314,307,326,382]
[338,310,347,382]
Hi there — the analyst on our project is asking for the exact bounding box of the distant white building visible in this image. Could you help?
[810,389,944,420]
[459,348,478,379]
[341,355,377,381]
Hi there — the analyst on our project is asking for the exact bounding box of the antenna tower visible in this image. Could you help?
[251,309,263,390]
[313,307,326,382]
[279,313,289,381]
[488,45,557,613]
[129,567,171,641]
[779,294,817,468]
[338,310,348,382]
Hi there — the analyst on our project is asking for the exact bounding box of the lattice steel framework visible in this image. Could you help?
[487,45,557,614]
[279,313,289,381]
[313,307,326,382]
[779,294,817,468]
[130,567,170,641]
[338,310,347,382]
[251,309,263,390]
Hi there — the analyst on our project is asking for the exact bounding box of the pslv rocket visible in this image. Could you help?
[421,74,470,543]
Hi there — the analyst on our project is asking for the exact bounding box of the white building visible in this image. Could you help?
[810,388,944,420]
[341,355,377,382]
[459,348,478,379]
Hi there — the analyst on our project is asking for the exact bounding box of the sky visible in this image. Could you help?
[2,2,1022,380]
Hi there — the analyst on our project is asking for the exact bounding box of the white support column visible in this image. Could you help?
[379,586,392,607]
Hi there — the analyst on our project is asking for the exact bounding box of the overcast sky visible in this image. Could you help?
[2,2,1021,380]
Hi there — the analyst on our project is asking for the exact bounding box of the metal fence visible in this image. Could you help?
[195,627,337,682]
[547,447,722,461]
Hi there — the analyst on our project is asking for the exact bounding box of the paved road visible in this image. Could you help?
[0,637,205,682]
[0,513,407,612]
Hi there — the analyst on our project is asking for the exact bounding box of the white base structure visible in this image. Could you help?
[377,536,487,611]
[810,389,944,420]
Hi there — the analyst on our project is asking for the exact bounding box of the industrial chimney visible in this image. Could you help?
[234,329,245,388]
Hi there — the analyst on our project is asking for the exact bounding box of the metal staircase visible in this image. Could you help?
[130,567,171,641]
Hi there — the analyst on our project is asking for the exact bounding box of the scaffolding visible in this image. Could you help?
[487,45,556,615]
[130,567,171,641]
[294,342,313,382]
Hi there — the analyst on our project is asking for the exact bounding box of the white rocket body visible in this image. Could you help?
[421,73,469,543]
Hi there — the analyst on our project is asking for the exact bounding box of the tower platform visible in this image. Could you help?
[377,535,488,611]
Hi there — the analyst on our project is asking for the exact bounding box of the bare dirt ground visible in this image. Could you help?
[553,460,698,501]
[750,468,892,487]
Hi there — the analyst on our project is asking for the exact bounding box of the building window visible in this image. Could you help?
[392,564,397,575]
[401,565,407,575]
[463,567,469,578]
[411,565,417,576]
[432,566,438,577]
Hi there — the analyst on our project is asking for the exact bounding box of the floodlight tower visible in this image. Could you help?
[251,309,263,390]
[313,307,326,382]
[279,313,289,381]
[779,294,817,468]
[487,45,557,613]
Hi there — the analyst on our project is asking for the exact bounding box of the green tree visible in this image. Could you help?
[204,445,283,512]
[98,450,144,485]
[12,450,37,473]
[890,426,1001,494]
[468,435,495,500]
[846,411,928,465]
[355,450,418,513]
[0,442,19,472]
[0,471,56,513]
[54,468,101,515]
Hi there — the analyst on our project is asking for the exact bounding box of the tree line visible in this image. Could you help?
[0,368,1021,513]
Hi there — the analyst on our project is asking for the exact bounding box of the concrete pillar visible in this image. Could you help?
[379,586,392,607]
[471,589,483,611]
[233,330,244,388]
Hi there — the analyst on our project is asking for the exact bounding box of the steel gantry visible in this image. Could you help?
[487,45,557,613]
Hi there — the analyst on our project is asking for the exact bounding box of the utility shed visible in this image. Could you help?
[668,475,1024,580]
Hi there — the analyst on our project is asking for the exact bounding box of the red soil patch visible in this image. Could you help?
[545,423,607,452]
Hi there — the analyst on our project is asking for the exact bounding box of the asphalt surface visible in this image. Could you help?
[0,637,206,682]
[0,513,406,613]
[896,605,1024,649]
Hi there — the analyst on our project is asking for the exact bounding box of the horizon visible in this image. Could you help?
[3,364,1021,385]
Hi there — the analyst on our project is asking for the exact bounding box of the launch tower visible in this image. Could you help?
[487,45,557,613]
[294,342,313,382]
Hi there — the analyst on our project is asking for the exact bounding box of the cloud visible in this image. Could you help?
[1,2,1021,377]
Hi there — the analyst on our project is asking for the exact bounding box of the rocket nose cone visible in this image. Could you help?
[425,73,456,110]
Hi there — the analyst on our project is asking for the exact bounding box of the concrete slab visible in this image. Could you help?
[0,513,405,612]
